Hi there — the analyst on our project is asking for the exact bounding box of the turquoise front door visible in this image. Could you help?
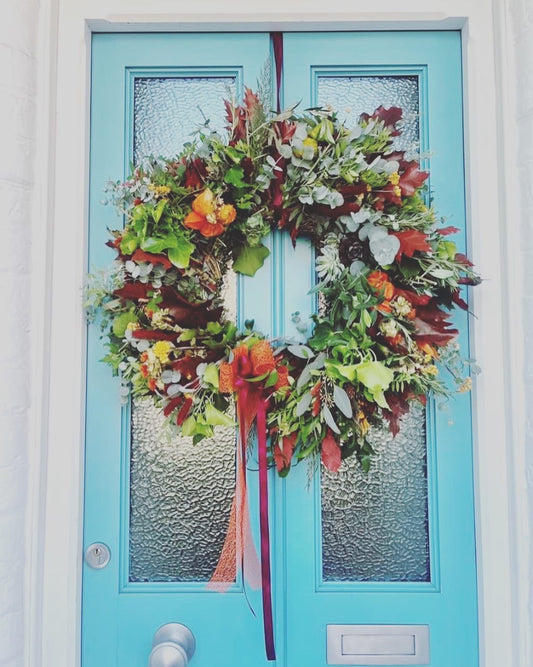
[84,31,478,667]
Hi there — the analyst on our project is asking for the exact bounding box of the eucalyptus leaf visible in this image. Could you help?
[296,365,312,389]
[369,233,400,266]
[333,385,353,418]
[322,404,341,434]
[287,344,314,359]
[296,391,313,417]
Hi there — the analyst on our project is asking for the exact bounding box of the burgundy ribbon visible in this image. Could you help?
[257,397,276,661]
[272,32,284,114]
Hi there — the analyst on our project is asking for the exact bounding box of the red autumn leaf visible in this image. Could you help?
[455,253,474,267]
[382,392,411,437]
[132,329,176,341]
[452,290,469,310]
[131,249,172,270]
[413,302,458,346]
[392,229,432,261]
[399,162,429,196]
[113,282,150,301]
[176,397,193,426]
[163,395,184,418]
[183,157,207,189]
[321,430,342,473]
[438,226,460,236]
[360,106,403,135]
[394,287,431,307]
[273,432,297,473]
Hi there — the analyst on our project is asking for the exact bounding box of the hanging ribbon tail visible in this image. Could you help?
[272,32,284,114]
[208,385,261,592]
[257,397,276,661]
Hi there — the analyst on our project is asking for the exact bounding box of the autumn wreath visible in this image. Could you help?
[87,88,479,476]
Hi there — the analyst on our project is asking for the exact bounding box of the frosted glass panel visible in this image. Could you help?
[321,403,430,582]
[134,77,236,163]
[129,399,235,582]
[317,75,419,153]
[318,75,429,582]
[129,76,237,583]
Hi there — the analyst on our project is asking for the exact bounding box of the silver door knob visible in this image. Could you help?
[149,623,196,667]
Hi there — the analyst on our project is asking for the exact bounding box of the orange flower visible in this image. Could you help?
[419,342,438,358]
[140,363,149,378]
[367,270,394,300]
[377,301,393,314]
[219,362,235,394]
[183,189,236,237]
[147,378,157,391]
[250,340,276,376]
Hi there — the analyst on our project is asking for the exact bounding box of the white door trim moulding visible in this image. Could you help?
[29,2,529,667]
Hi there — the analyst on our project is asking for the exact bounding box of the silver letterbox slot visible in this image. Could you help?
[327,625,430,665]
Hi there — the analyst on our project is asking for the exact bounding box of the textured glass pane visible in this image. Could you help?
[321,403,430,582]
[318,75,429,582]
[317,75,419,153]
[129,77,237,582]
[129,399,236,582]
[134,77,235,163]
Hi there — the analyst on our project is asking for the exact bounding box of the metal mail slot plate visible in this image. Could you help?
[327,625,430,665]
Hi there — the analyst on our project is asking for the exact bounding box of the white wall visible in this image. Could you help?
[509,0,533,662]
[0,1,38,666]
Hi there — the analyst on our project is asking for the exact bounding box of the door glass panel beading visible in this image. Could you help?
[129,75,237,583]
[317,74,431,583]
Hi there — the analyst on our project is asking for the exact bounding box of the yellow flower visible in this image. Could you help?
[357,410,370,436]
[423,364,439,376]
[126,321,140,332]
[388,171,400,185]
[393,185,402,198]
[148,184,171,197]
[152,340,173,364]
[458,377,472,393]
[303,136,318,151]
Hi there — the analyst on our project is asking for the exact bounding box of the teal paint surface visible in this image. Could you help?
[84,31,478,667]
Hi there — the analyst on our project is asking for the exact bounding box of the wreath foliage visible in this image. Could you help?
[87,88,479,475]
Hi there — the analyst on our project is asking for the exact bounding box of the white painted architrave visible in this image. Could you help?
[28,2,529,667]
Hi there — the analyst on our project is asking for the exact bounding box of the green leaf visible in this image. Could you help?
[119,231,139,255]
[325,360,358,382]
[232,243,270,276]
[141,235,177,253]
[112,311,137,338]
[264,370,279,388]
[152,199,167,223]
[354,360,393,409]
[205,403,235,428]
[167,238,195,269]
[333,385,353,418]
[181,416,197,437]
[225,167,247,188]
[203,364,219,389]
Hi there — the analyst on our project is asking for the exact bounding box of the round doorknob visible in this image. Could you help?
[149,623,196,667]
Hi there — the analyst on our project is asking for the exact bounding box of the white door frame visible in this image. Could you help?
[29,2,528,666]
